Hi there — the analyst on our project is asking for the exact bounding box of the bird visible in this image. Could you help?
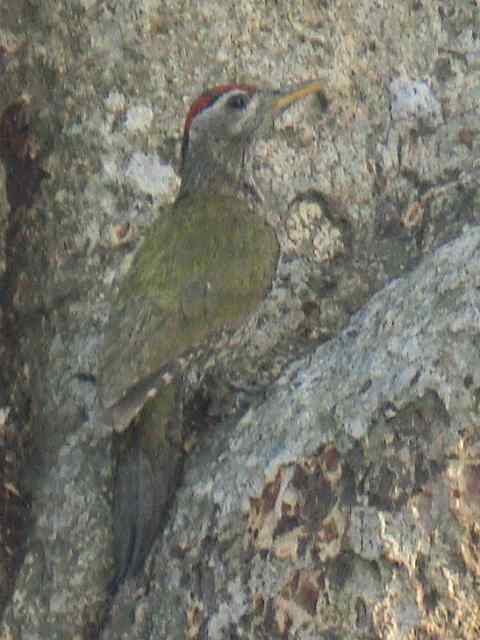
[98,80,322,590]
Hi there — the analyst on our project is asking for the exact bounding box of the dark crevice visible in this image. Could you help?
[0,98,47,615]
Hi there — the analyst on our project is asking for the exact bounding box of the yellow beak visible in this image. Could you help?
[271,80,323,115]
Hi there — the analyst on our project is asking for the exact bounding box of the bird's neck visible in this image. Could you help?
[178,141,259,203]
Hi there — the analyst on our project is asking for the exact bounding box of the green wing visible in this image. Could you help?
[99,193,279,416]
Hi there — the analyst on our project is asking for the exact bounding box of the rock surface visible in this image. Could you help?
[0,0,478,638]
[138,226,480,639]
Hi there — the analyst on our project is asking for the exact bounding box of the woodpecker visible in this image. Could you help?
[98,81,322,589]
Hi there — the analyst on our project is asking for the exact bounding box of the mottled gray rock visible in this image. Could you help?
[0,162,6,276]
[0,0,479,638]
[127,226,480,639]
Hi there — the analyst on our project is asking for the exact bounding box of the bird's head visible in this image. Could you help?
[178,80,322,200]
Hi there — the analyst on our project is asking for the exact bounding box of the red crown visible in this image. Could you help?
[181,84,257,170]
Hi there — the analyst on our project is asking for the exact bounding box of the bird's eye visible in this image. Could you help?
[226,93,249,110]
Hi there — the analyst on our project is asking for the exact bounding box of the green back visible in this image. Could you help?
[99,192,279,409]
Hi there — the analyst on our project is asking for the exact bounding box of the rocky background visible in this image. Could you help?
[0,0,479,638]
